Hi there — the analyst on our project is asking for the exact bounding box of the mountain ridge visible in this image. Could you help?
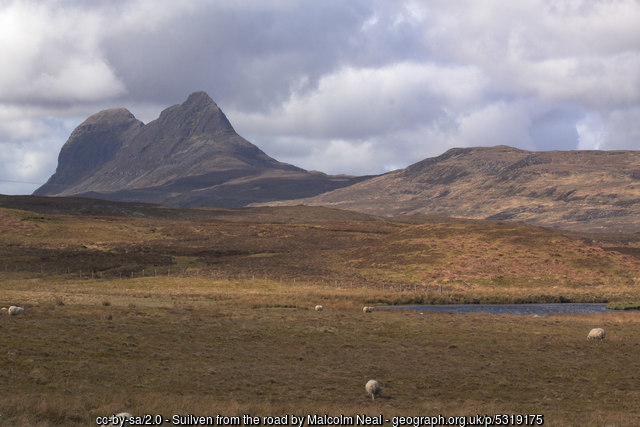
[34,91,640,232]
[34,91,365,207]
[258,145,640,233]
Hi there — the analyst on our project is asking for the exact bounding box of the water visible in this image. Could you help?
[381,303,634,316]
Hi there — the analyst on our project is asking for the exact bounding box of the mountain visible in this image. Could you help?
[34,92,366,207]
[259,145,640,233]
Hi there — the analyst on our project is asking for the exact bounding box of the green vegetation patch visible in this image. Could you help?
[606,302,640,310]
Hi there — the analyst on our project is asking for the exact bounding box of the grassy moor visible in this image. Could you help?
[1,197,640,425]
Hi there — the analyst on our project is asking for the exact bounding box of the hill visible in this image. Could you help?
[2,194,639,303]
[33,92,366,207]
[260,145,640,233]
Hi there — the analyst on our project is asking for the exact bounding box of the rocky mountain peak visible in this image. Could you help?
[82,108,138,125]
[155,91,234,136]
[183,91,217,108]
[34,91,363,207]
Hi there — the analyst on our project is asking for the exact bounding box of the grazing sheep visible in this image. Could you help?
[366,379,382,400]
[363,306,374,313]
[587,328,606,340]
[315,305,323,312]
[8,306,25,316]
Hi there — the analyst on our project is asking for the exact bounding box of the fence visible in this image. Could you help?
[1,263,446,293]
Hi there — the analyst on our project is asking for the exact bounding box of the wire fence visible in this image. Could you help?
[1,263,445,293]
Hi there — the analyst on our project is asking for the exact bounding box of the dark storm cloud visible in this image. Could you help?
[101,1,429,111]
[1,0,639,192]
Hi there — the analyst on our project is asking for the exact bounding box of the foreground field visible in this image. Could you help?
[2,274,640,426]
[2,199,640,425]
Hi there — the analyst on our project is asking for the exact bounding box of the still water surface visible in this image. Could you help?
[381,303,635,316]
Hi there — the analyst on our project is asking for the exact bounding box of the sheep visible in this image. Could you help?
[587,328,606,340]
[365,379,382,400]
[8,306,25,316]
[363,306,374,313]
[315,305,323,312]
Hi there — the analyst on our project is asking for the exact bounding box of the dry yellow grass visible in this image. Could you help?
[2,203,640,425]
[2,205,640,304]
[2,275,640,426]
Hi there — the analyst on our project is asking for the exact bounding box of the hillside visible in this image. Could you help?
[261,145,640,233]
[2,195,639,302]
[33,92,365,207]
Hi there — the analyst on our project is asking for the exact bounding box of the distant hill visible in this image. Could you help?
[260,145,640,233]
[33,91,640,233]
[34,91,366,207]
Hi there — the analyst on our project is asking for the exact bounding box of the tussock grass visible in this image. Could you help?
[3,205,640,424]
[606,302,640,310]
[2,275,640,425]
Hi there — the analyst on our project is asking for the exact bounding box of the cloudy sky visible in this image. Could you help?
[1,0,640,195]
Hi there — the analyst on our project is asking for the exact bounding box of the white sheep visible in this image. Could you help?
[587,328,606,340]
[315,305,323,312]
[363,306,374,313]
[8,306,25,316]
[365,379,382,400]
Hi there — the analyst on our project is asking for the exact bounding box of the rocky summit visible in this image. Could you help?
[34,92,365,208]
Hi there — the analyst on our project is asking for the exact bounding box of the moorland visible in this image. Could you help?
[1,195,640,425]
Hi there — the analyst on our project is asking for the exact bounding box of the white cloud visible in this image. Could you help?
[455,103,535,149]
[576,113,606,150]
[234,62,487,138]
[0,1,126,104]
[601,107,640,150]
[0,138,60,192]
[1,0,640,195]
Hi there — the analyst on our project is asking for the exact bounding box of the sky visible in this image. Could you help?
[1,0,640,195]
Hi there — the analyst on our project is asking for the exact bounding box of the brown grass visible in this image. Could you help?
[2,204,640,425]
[2,205,640,304]
[2,275,640,425]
